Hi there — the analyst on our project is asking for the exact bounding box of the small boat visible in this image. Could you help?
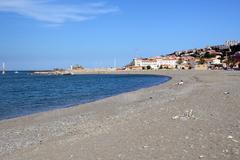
[15,71,19,74]
[61,72,73,76]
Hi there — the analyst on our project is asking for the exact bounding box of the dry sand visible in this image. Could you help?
[0,70,240,160]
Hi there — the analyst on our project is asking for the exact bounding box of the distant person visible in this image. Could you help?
[177,80,184,85]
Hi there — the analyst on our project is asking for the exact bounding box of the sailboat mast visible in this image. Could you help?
[2,62,5,74]
[114,58,117,68]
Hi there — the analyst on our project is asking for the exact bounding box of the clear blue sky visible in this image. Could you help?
[0,0,240,70]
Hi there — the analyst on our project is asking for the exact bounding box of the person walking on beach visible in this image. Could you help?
[177,80,184,85]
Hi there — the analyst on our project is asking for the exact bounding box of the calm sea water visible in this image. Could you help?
[0,72,170,120]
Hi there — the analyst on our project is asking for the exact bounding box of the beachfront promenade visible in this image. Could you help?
[0,70,240,160]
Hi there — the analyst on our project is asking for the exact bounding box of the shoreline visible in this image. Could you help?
[1,70,240,160]
[0,73,171,121]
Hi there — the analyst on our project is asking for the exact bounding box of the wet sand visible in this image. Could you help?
[0,70,240,160]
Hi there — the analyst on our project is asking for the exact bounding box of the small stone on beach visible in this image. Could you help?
[224,92,230,95]
[227,135,233,139]
[171,109,195,121]
[172,116,179,120]
[199,155,205,159]
[143,145,149,149]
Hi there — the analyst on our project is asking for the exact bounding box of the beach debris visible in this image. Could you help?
[224,91,230,95]
[184,109,194,118]
[142,145,149,149]
[171,109,196,120]
[227,135,239,143]
[227,135,233,139]
[149,97,153,99]
[223,149,229,153]
[199,155,205,159]
[176,80,184,85]
[232,139,239,143]
[171,116,179,120]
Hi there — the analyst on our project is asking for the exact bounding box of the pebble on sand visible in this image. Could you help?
[224,91,230,95]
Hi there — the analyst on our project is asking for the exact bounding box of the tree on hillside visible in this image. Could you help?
[198,58,206,64]
[226,57,237,69]
[146,65,151,70]
[176,58,183,65]
[204,53,216,58]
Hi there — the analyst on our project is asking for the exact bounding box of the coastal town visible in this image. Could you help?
[1,0,240,159]
[2,40,237,76]
[33,40,240,75]
[124,40,240,71]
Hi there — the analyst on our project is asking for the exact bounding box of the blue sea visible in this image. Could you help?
[0,72,170,120]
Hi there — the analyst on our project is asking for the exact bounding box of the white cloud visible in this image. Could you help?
[0,0,119,24]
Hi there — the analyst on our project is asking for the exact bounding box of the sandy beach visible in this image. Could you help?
[0,70,240,160]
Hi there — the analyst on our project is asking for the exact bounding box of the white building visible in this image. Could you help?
[209,56,222,65]
[225,40,240,47]
[133,56,178,69]
[133,58,159,69]
[157,57,178,69]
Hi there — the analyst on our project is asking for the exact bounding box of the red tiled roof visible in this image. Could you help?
[142,59,157,62]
